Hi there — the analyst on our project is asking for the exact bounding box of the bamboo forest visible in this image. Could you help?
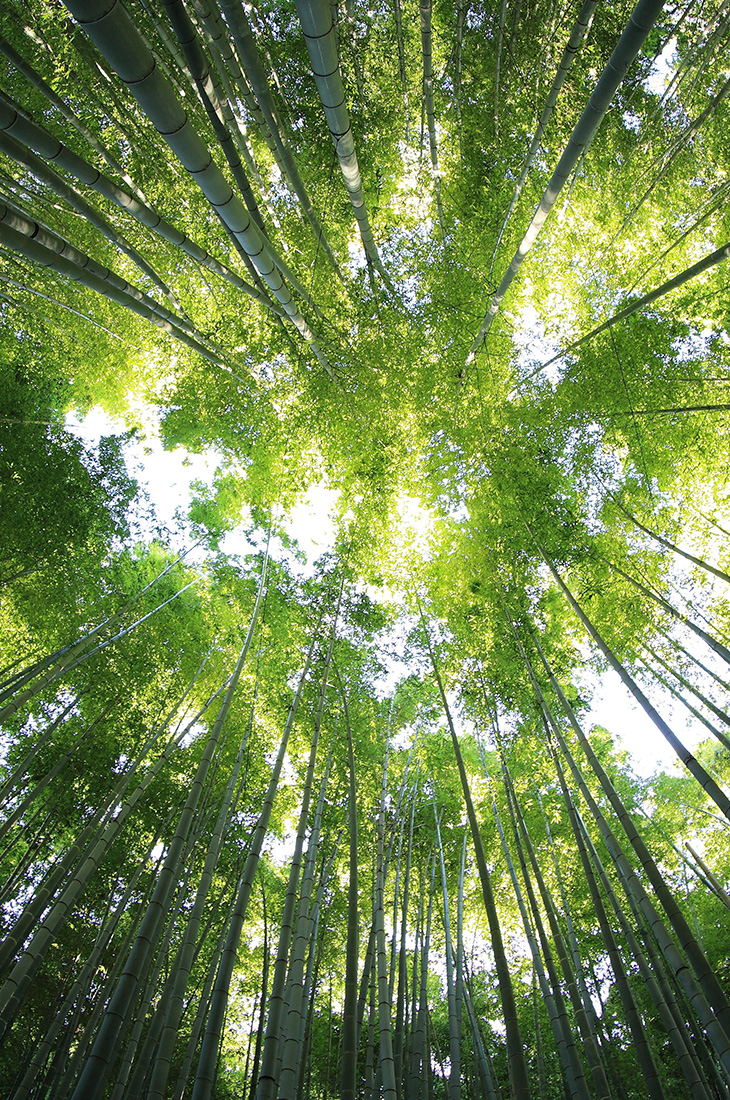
[3,0,730,1095]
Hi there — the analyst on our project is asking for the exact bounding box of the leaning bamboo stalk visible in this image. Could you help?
[505,760,611,1100]
[63,0,336,378]
[419,0,445,236]
[0,96,285,317]
[145,709,255,1100]
[145,555,268,1100]
[492,761,590,1100]
[49,835,177,1100]
[161,0,313,303]
[170,886,241,1100]
[257,588,341,1100]
[519,239,730,386]
[278,761,336,1097]
[0,131,179,306]
[638,648,730,752]
[463,975,502,1100]
[534,543,730,822]
[424,623,532,1100]
[107,850,198,1100]
[0,808,57,909]
[0,198,198,335]
[254,705,328,1100]
[216,0,344,283]
[433,804,461,1100]
[0,703,114,847]
[686,844,730,913]
[408,853,435,1100]
[0,575,201,726]
[602,553,730,666]
[573,801,712,1100]
[558,715,729,1086]
[528,630,730,1068]
[609,499,730,587]
[66,694,238,1098]
[546,733,683,1100]
[0,32,147,203]
[0,742,159,983]
[8,816,172,1100]
[603,74,730,255]
[335,665,360,1100]
[0,213,245,382]
[0,544,194,712]
[0,693,82,807]
[294,0,395,292]
[394,783,417,1094]
[190,631,318,1100]
[538,794,609,1063]
[467,0,665,361]
[374,740,398,1100]
[642,641,730,734]
[191,0,289,183]
[490,0,599,271]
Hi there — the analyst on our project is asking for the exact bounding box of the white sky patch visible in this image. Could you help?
[622,110,642,133]
[643,37,678,97]
[577,660,707,779]
[347,232,367,275]
[510,300,564,387]
[282,481,341,567]
[65,404,219,551]
[393,142,435,227]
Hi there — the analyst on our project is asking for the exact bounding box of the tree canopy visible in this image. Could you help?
[1,0,730,1097]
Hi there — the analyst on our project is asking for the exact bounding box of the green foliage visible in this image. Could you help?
[2,0,730,1097]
